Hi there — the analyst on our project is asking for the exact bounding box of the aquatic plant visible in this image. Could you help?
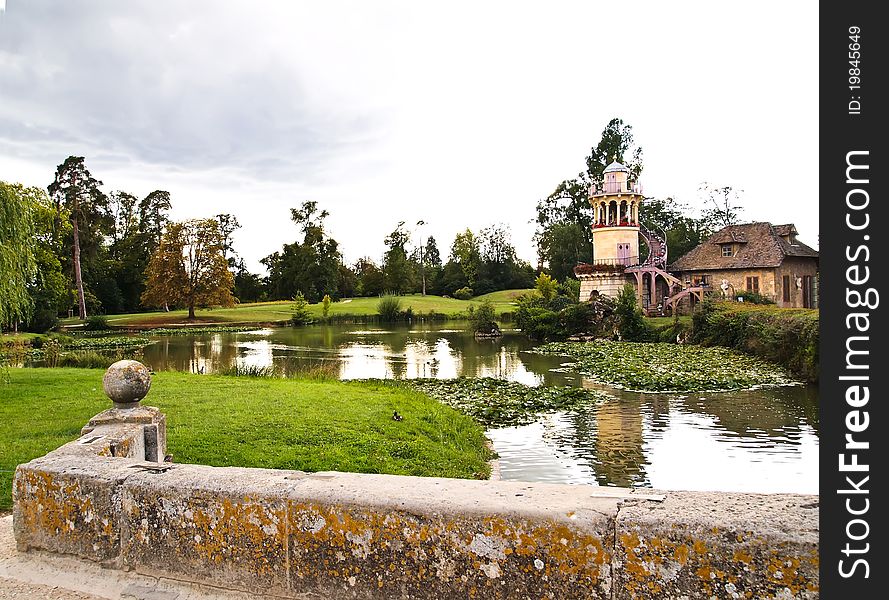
[534,339,798,392]
[400,378,609,428]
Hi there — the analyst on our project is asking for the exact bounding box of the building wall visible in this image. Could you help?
[774,258,819,308]
[579,273,633,301]
[675,268,777,301]
[591,228,640,261]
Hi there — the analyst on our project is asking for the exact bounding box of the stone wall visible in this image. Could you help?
[12,404,819,599]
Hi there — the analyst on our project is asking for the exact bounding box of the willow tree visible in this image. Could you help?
[47,156,109,319]
[141,219,235,319]
[0,182,37,330]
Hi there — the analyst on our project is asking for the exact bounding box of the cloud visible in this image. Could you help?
[0,1,819,271]
[0,1,390,182]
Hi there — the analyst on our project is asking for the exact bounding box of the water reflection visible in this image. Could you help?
[133,323,818,493]
[489,387,819,493]
[139,325,571,383]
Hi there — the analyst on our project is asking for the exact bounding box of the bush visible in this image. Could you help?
[26,307,59,333]
[453,287,473,300]
[467,300,499,335]
[691,299,818,381]
[535,273,557,302]
[57,351,116,369]
[733,290,776,305]
[377,295,402,322]
[291,292,313,326]
[321,294,332,318]
[84,315,110,331]
[558,278,581,302]
[614,284,655,341]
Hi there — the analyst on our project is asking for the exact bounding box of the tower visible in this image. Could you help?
[576,160,644,300]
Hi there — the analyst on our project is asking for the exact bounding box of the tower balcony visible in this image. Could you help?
[574,256,640,275]
[590,180,643,197]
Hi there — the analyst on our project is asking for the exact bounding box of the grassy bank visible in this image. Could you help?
[0,368,493,510]
[55,290,532,329]
[691,301,819,382]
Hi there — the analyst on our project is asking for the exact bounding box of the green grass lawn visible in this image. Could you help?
[0,368,493,509]
[57,291,532,328]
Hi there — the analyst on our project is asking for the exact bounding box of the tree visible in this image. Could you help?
[536,222,588,282]
[535,118,643,273]
[584,118,644,186]
[141,219,235,319]
[47,156,110,319]
[383,222,414,294]
[109,191,139,244]
[353,257,386,297]
[262,202,341,302]
[535,273,558,302]
[450,228,481,287]
[139,190,172,245]
[639,197,708,262]
[698,183,744,234]
[214,213,241,267]
[0,182,37,330]
[26,187,70,331]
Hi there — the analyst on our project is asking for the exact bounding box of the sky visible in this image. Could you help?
[0,1,818,272]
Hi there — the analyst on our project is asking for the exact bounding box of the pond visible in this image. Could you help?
[135,323,818,493]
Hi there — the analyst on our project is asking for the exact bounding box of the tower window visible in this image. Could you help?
[721,244,734,257]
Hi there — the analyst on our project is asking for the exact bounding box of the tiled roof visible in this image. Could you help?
[669,222,818,271]
[603,161,628,173]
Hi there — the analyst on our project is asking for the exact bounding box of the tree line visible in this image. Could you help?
[1,156,536,332]
[2,120,743,333]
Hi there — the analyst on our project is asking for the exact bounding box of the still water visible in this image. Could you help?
[137,324,818,493]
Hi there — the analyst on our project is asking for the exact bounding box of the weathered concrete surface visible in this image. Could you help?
[12,404,819,599]
[613,490,819,599]
[81,405,167,461]
[12,455,139,562]
[121,466,618,599]
[102,360,152,407]
[0,515,279,599]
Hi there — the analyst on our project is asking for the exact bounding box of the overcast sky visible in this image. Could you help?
[0,1,818,272]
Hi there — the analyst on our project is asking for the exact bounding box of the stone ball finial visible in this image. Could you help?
[103,360,152,408]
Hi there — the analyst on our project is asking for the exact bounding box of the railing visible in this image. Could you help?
[593,220,638,228]
[591,181,643,195]
[574,257,640,274]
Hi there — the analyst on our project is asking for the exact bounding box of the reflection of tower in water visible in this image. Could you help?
[591,399,647,488]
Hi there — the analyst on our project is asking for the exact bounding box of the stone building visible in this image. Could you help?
[575,160,679,311]
[668,222,819,308]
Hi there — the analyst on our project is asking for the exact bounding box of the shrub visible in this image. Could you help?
[84,315,110,331]
[733,290,776,305]
[57,351,116,369]
[377,295,402,322]
[691,299,818,381]
[535,273,558,302]
[614,283,655,341]
[26,307,59,333]
[453,287,473,300]
[467,300,499,335]
[291,292,313,326]
[221,363,279,377]
[321,294,332,318]
[558,278,581,302]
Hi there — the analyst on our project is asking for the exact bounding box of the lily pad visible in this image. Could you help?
[398,378,610,428]
[532,340,799,392]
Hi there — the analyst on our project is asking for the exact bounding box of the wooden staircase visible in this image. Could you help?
[630,223,707,314]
